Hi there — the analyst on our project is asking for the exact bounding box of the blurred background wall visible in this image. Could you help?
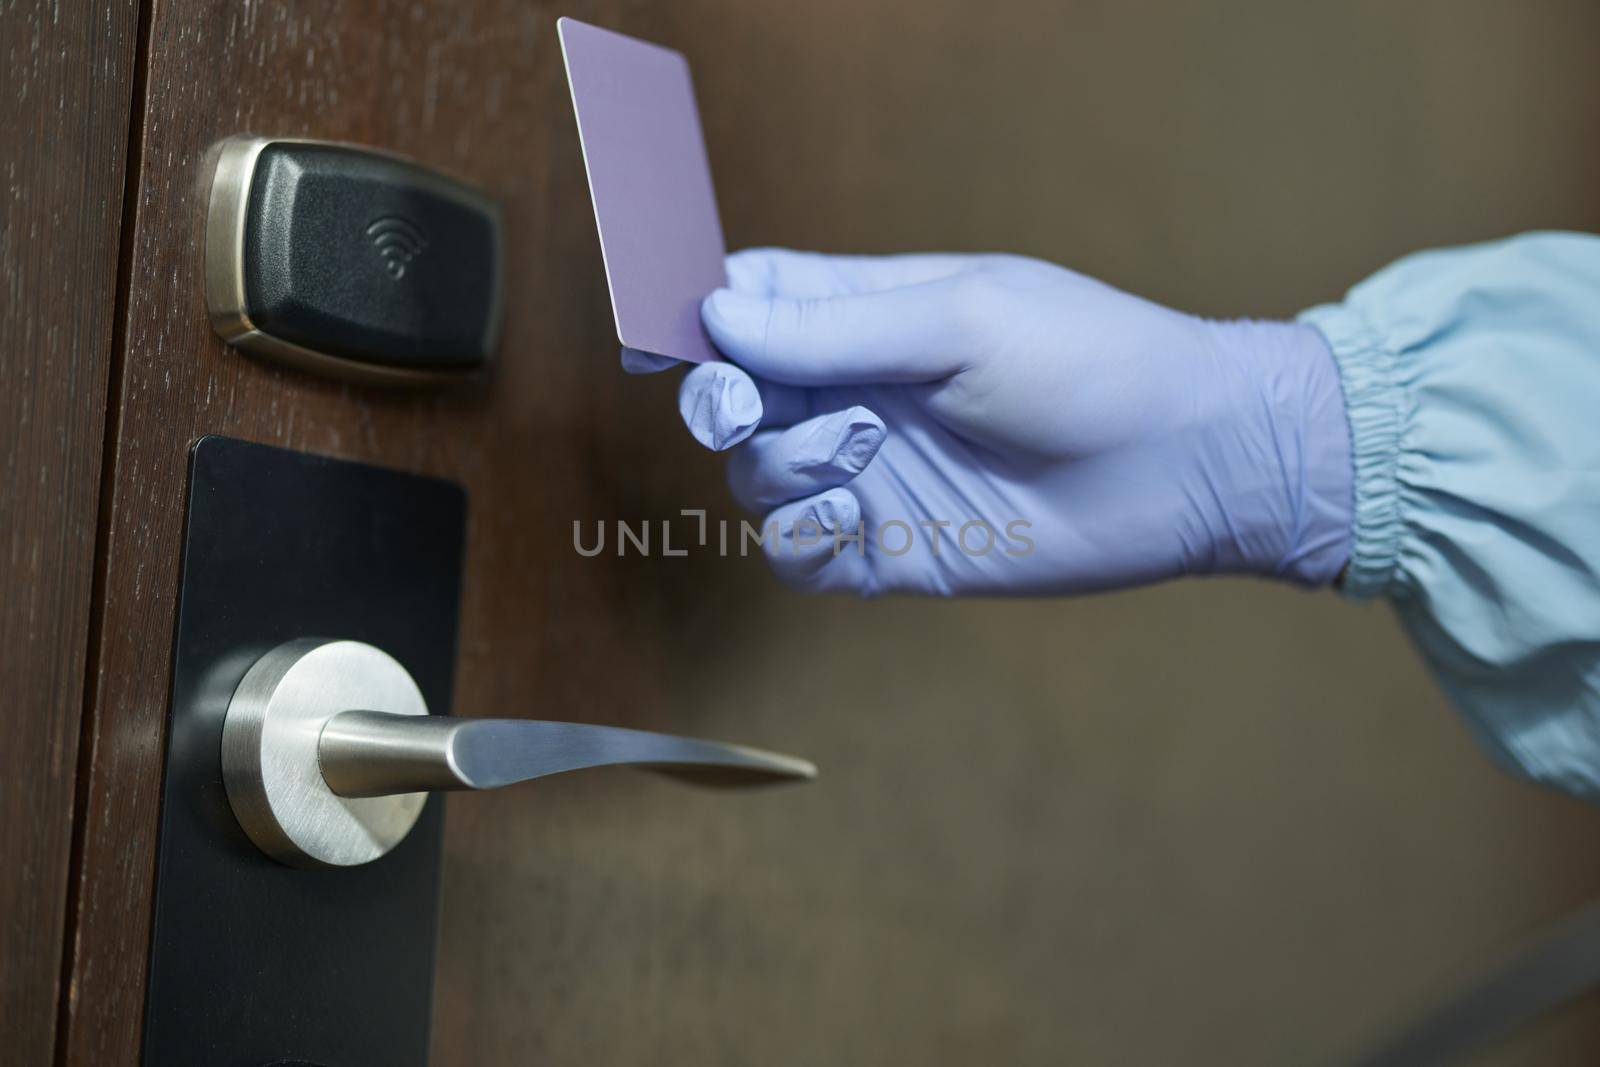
[436,2,1600,1063]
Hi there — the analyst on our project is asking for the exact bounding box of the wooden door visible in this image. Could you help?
[9,2,1600,1064]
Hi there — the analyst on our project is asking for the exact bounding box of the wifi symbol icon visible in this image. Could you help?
[365,215,429,280]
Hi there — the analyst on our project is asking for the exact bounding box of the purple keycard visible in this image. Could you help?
[559,17,727,364]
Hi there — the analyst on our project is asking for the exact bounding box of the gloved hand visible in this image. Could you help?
[650,248,1352,596]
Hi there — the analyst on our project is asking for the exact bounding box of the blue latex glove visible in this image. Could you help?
[658,248,1352,596]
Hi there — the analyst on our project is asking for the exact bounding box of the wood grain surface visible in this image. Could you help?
[60,1,1600,1064]
[0,2,139,1062]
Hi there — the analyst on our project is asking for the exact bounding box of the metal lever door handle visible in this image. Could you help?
[221,639,814,868]
[319,711,816,795]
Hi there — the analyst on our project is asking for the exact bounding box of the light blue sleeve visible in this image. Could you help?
[1300,232,1600,799]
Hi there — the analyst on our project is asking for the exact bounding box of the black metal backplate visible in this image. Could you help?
[142,436,465,1067]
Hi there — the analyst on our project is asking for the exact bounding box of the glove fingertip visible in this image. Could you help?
[700,289,769,360]
[619,347,680,375]
[834,406,888,474]
[677,361,764,451]
[723,248,783,296]
[762,488,861,589]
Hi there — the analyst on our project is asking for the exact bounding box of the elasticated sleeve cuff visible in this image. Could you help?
[1296,302,1405,600]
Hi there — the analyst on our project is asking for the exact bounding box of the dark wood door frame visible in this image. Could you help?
[0,2,141,1063]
